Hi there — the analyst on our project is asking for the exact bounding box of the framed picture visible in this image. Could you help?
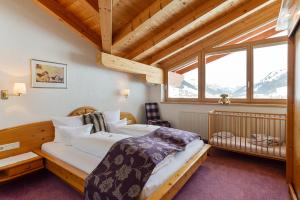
[31,59,67,89]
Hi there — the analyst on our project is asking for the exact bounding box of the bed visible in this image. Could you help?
[32,106,211,200]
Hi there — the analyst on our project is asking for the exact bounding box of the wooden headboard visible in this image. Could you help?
[0,121,54,159]
[0,106,137,159]
[68,106,137,124]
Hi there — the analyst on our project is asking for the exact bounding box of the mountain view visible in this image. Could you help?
[170,68,287,99]
[205,69,287,99]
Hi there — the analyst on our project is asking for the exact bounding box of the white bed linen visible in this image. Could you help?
[109,124,160,137]
[42,139,204,199]
[71,132,175,175]
[210,136,286,157]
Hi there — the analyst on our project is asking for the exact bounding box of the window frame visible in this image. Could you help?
[165,56,200,102]
[165,36,288,105]
[251,40,288,104]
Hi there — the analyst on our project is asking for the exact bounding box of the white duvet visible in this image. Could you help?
[71,132,176,175]
[109,124,160,137]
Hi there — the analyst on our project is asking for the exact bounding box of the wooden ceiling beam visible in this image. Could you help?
[124,0,226,60]
[219,20,277,46]
[97,52,163,84]
[141,0,274,65]
[112,0,173,48]
[160,1,281,69]
[35,0,101,48]
[99,0,112,53]
[86,0,99,11]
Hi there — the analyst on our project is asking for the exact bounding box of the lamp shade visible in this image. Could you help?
[121,89,130,97]
[13,83,26,96]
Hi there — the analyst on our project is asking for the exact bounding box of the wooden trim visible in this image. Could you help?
[34,0,101,48]
[141,0,274,65]
[34,144,211,199]
[34,149,87,193]
[161,101,287,108]
[146,144,211,200]
[96,52,163,84]
[286,36,295,183]
[289,183,298,200]
[205,37,288,53]
[0,121,54,159]
[98,0,112,53]
[211,145,286,161]
[0,156,42,171]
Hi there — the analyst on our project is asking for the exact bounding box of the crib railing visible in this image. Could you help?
[208,110,287,160]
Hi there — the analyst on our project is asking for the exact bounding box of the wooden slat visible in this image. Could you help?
[97,52,163,84]
[124,0,226,60]
[113,0,173,46]
[98,0,112,53]
[141,0,273,65]
[35,0,101,48]
[160,1,281,69]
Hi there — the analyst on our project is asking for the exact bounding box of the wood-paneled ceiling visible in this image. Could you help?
[35,0,283,69]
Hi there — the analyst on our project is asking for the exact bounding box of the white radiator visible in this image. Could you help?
[178,111,208,139]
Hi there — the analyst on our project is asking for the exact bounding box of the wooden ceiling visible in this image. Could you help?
[35,0,283,70]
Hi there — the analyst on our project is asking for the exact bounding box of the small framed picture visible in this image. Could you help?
[31,59,67,89]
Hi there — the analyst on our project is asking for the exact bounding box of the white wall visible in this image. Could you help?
[0,0,149,129]
[149,85,287,139]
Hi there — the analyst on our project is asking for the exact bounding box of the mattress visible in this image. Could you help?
[210,136,286,158]
[42,139,204,199]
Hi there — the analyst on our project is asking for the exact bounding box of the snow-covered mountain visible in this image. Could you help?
[206,69,287,98]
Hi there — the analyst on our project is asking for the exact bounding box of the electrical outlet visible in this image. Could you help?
[0,142,20,152]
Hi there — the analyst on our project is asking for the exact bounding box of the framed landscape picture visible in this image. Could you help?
[31,59,67,88]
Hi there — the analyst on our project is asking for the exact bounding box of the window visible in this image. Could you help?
[253,42,288,99]
[168,57,198,99]
[205,49,247,99]
[166,37,288,104]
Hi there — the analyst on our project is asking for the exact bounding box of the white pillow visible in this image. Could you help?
[103,110,120,123]
[107,118,127,132]
[54,124,93,145]
[52,115,83,127]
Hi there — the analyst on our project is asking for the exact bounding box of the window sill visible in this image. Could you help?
[160,101,287,108]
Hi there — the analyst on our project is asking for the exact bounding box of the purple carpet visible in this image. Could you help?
[0,149,289,200]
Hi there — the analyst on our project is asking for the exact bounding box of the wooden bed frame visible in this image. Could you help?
[0,106,211,200]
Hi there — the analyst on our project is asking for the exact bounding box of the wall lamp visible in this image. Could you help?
[121,89,130,98]
[1,83,27,100]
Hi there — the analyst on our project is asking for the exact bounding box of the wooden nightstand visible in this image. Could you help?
[0,152,44,183]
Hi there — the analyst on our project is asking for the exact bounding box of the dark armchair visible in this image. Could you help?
[145,102,171,127]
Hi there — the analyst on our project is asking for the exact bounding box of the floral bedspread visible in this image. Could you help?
[84,127,199,200]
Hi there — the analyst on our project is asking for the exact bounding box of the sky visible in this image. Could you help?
[185,43,288,88]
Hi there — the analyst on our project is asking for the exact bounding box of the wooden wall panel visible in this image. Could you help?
[293,24,300,198]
